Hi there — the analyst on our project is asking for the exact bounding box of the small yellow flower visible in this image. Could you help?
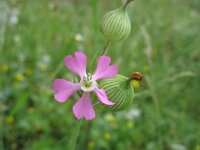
[6,115,14,124]
[103,132,111,140]
[34,122,41,130]
[105,113,116,122]
[25,69,32,76]
[1,64,9,72]
[195,145,200,150]
[127,121,135,128]
[87,141,95,149]
[11,143,18,149]
[27,107,34,113]
[131,80,140,88]
[15,73,24,81]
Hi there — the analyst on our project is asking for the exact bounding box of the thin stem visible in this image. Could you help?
[100,40,111,56]
[90,40,111,72]
[68,118,83,150]
[93,102,101,107]
[123,0,135,9]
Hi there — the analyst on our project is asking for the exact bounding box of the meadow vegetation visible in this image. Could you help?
[1,0,200,149]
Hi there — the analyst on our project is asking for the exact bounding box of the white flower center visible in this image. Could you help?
[80,73,97,92]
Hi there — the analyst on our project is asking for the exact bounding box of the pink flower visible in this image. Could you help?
[52,52,117,120]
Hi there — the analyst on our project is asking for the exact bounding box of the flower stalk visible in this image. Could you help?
[100,41,111,56]
[90,40,111,72]
[68,119,83,150]
[123,0,135,9]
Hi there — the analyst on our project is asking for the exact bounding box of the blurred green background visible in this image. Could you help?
[1,0,200,149]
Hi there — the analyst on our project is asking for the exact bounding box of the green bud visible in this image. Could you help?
[99,75,134,111]
[100,7,131,42]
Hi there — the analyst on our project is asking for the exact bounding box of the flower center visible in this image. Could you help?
[80,73,97,92]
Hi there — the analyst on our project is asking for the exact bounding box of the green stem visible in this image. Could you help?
[90,40,111,72]
[123,0,135,9]
[93,102,101,107]
[100,40,111,56]
[68,119,83,150]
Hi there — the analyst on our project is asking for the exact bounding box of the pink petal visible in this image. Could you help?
[94,88,114,106]
[64,52,87,78]
[73,92,95,120]
[52,79,80,103]
[52,79,80,91]
[93,56,118,81]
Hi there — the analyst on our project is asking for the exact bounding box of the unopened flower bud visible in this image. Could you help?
[100,7,131,42]
[99,75,134,111]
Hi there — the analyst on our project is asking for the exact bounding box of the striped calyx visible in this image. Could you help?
[99,75,134,111]
[100,7,131,42]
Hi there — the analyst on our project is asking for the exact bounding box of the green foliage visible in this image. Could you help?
[1,0,200,149]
